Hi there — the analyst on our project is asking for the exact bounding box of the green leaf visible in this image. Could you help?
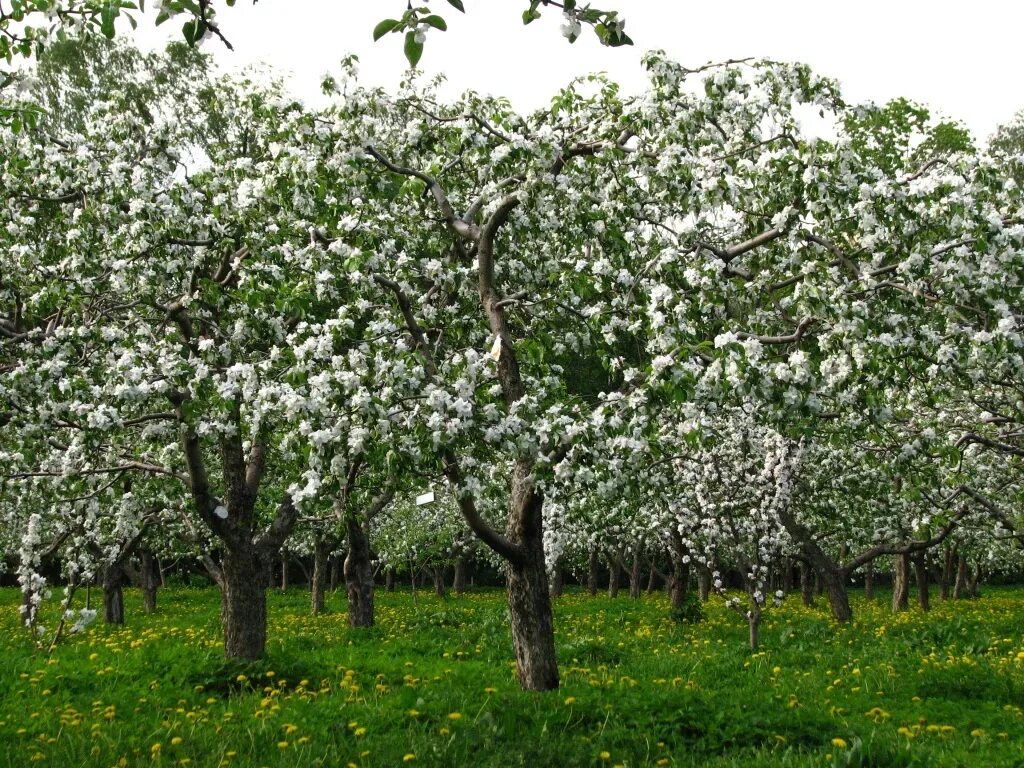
[522,9,541,24]
[446,0,465,12]
[422,14,447,31]
[404,30,423,68]
[181,18,205,45]
[372,18,401,42]
[100,4,117,39]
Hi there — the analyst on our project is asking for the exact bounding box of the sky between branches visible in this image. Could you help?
[129,0,1024,143]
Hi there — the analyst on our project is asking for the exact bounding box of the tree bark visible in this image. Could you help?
[628,552,642,599]
[913,552,929,612]
[587,549,599,596]
[863,560,875,601]
[140,550,158,614]
[549,563,564,598]
[669,559,691,613]
[821,566,852,622]
[800,562,815,607]
[280,555,288,592]
[953,554,968,599]
[220,547,269,660]
[453,556,467,595]
[697,565,711,602]
[329,556,340,592]
[432,566,446,597]
[102,565,125,625]
[892,554,909,613]
[344,517,374,628]
[607,556,620,598]
[311,541,329,616]
[748,605,761,652]
[506,529,558,691]
[968,563,981,598]
[385,567,396,592]
[940,546,953,600]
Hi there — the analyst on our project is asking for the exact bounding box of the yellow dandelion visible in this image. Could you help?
[403,755,416,763]
[170,737,183,746]
[599,751,611,760]
[448,712,462,721]
[831,738,847,749]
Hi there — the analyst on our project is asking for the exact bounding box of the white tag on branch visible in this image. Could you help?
[415,490,435,506]
[489,335,502,362]
[213,505,228,519]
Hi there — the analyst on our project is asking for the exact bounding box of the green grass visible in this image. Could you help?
[1,585,1023,767]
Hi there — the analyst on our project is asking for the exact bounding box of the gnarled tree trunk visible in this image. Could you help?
[432,566,446,597]
[344,517,374,628]
[102,564,125,625]
[953,554,968,599]
[221,546,270,660]
[799,562,815,607]
[697,565,711,602]
[453,556,467,595]
[821,566,852,622]
[628,552,642,599]
[607,556,620,598]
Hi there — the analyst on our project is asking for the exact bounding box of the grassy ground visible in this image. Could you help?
[1,585,1023,767]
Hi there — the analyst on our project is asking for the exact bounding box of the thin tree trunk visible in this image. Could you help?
[646,560,658,594]
[953,554,968,599]
[329,556,340,592]
[748,605,761,652]
[140,550,158,614]
[913,552,929,612]
[669,559,691,613]
[864,561,875,601]
[280,555,288,592]
[311,541,329,615]
[344,518,374,627]
[385,567,395,592]
[607,557,620,598]
[587,549,598,596]
[156,557,166,588]
[940,546,953,600]
[892,554,909,613]
[220,547,269,660]
[800,562,815,607]
[628,552,641,599]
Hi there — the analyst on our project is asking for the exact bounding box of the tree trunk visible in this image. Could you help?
[814,570,823,596]
[311,541,329,615]
[748,605,761,652]
[913,552,929,612]
[432,566,446,597]
[864,561,875,601]
[821,566,852,622]
[628,552,641,599]
[587,549,598,596]
[940,546,953,600]
[329,556,340,592]
[800,562,815,607]
[156,557,166,588]
[669,558,691,613]
[646,560,658,594]
[953,554,968,599]
[697,566,711,602]
[549,563,563,598]
[385,567,396,592]
[140,550,158,614]
[892,554,909,613]
[968,563,981,598]
[344,518,374,628]
[220,547,269,660]
[506,535,558,691]
[453,556,467,595]
[607,557,620,598]
[102,565,125,625]
[280,555,288,592]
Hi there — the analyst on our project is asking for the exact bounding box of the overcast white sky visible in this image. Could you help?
[133,1,1024,142]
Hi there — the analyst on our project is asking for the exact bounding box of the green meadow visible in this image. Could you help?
[1,587,1022,767]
